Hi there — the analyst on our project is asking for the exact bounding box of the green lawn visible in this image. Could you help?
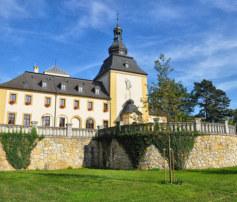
[0,168,237,202]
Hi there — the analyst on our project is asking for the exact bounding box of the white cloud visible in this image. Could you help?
[0,0,26,19]
[0,24,75,45]
[73,62,100,75]
[176,53,237,84]
[66,0,115,29]
[165,33,237,86]
[79,1,115,29]
[218,80,237,91]
[57,0,116,41]
[129,31,237,95]
[0,0,46,19]
[167,35,237,61]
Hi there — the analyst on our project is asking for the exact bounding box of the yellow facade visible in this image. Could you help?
[109,71,117,127]
[141,76,149,122]
[109,70,149,126]
[0,89,7,124]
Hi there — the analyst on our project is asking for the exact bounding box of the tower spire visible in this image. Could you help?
[116,12,119,27]
[108,14,128,56]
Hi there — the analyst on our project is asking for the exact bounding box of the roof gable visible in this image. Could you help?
[44,66,70,77]
[94,54,147,80]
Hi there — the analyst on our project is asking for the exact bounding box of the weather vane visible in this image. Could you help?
[116,12,119,26]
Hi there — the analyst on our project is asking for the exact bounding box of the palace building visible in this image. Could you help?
[0,24,157,129]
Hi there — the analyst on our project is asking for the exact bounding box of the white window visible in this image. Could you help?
[45,97,51,107]
[124,63,129,68]
[88,101,93,111]
[59,117,66,128]
[42,82,47,88]
[95,88,100,95]
[8,113,16,125]
[86,118,95,129]
[103,103,108,112]
[103,120,109,128]
[60,99,66,108]
[9,93,16,104]
[78,86,83,93]
[23,114,31,127]
[74,100,79,109]
[61,84,66,90]
[25,95,32,105]
[42,116,50,127]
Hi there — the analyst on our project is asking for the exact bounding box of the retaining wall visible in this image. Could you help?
[0,136,97,171]
[96,135,237,170]
[1,135,237,171]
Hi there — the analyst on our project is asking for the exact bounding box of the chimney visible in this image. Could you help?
[33,65,39,73]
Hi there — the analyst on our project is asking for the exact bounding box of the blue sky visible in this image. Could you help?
[1,0,237,107]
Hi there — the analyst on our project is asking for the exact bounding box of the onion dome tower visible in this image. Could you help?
[108,23,128,56]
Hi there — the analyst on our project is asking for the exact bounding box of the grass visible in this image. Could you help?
[0,168,237,202]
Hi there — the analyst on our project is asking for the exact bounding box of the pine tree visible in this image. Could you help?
[191,79,230,122]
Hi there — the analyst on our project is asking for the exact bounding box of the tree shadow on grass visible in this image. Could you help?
[33,172,163,184]
[186,168,237,175]
[35,173,109,182]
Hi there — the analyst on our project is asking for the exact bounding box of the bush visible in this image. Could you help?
[0,128,43,169]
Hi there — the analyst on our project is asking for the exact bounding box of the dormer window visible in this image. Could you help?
[95,88,100,95]
[42,81,47,88]
[123,63,129,68]
[78,86,83,93]
[61,84,66,91]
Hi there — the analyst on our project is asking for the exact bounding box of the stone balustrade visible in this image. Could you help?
[0,119,236,137]
[0,124,31,134]
[0,124,97,137]
[98,119,237,136]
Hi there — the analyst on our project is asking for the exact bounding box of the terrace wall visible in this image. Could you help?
[0,136,98,171]
[96,135,237,170]
[185,135,237,169]
[1,134,237,171]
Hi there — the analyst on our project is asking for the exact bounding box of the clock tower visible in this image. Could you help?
[94,23,149,126]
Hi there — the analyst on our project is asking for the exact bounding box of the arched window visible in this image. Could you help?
[86,118,95,129]
[59,117,66,128]
[57,115,68,128]
[71,116,81,128]
[42,116,50,127]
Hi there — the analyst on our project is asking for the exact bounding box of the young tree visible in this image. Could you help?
[191,79,230,122]
[149,54,194,122]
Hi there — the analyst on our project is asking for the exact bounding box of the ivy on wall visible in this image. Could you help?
[0,128,43,169]
[152,132,198,169]
[96,131,199,169]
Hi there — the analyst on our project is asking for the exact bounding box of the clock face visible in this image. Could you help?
[125,79,132,90]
